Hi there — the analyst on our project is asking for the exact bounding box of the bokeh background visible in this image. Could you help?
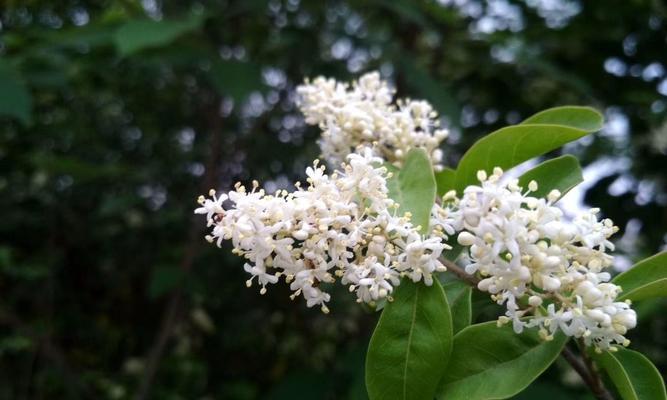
[1,0,666,399]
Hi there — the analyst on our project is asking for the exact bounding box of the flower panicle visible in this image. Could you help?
[296,71,448,171]
[195,149,454,312]
[456,168,634,351]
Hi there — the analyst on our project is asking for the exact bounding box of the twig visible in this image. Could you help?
[562,343,614,400]
[576,338,615,400]
[439,257,480,286]
[561,345,597,390]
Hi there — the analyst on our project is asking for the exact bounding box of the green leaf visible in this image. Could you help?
[386,149,436,234]
[442,280,472,334]
[517,155,583,199]
[0,60,32,125]
[510,381,586,399]
[593,347,667,400]
[437,322,567,400]
[366,279,452,400]
[114,15,203,56]
[455,124,593,192]
[207,60,264,103]
[613,252,667,302]
[521,106,604,132]
[435,167,457,197]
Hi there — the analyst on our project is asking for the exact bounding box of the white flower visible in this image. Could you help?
[195,190,227,223]
[297,71,448,171]
[195,150,451,311]
[397,236,448,285]
[457,167,635,350]
[197,70,636,351]
[343,256,401,304]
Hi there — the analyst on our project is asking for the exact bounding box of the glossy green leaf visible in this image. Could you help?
[207,60,264,103]
[455,124,593,192]
[613,252,667,302]
[521,106,604,132]
[442,280,471,334]
[386,149,436,234]
[510,381,586,399]
[593,347,667,400]
[517,155,583,199]
[0,60,32,125]
[366,279,452,400]
[435,167,457,197]
[114,15,203,56]
[437,322,567,400]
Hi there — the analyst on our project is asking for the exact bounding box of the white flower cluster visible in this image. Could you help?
[195,149,454,313]
[197,70,636,350]
[296,71,448,171]
[456,168,636,350]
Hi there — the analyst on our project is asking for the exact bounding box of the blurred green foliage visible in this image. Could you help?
[0,0,665,398]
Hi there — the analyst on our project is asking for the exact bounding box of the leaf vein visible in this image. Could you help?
[402,286,419,400]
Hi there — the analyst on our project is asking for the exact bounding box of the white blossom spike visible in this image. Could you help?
[296,71,448,171]
[195,149,454,310]
[456,169,635,351]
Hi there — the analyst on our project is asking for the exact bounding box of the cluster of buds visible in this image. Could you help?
[456,168,636,350]
[297,72,448,171]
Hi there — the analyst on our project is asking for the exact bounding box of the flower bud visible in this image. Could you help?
[457,231,477,246]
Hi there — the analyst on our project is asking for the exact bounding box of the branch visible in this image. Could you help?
[561,345,597,389]
[562,344,614,400]
[440,256,479,287]
[576,339,615,400]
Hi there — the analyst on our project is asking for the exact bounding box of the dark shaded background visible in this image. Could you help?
[0,0,665,399]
